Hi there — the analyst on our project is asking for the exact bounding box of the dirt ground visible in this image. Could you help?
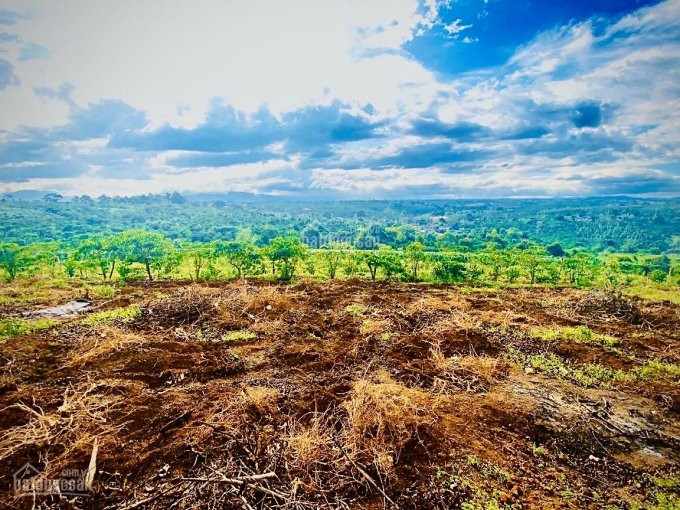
[0,279,678,509]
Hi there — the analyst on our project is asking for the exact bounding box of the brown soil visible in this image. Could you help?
[0,280,678,509]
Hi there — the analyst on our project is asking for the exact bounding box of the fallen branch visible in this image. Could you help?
[159,411,192,434]
[331,437,396,507]
[85,437,99,491]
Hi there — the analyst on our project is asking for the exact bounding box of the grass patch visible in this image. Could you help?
[508,349,629,388]
[510,349,680,386]
[345,303,368,317]
[85,284,116,299]
[635,360,680,382]
[80,305,140,326]
[221,330,257,342]
[0,317,58,342]
[529,325,618,348]
[648,475,680,490]
[625,282,680,305]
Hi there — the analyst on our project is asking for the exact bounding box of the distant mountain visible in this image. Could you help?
[1,190,63,201]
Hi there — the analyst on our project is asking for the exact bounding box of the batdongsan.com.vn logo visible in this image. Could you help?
[13,462,89,497]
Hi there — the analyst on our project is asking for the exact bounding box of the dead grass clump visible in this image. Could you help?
[0,382,121,476]
[141,286,220,328]
[286,412,338,474]
[243,285,295,315]
[425,312,481,338]
[455,355,509,385]
[359,318,391,336]
[576,289,642,324]
[66,326,146,367]
[241,385,280,418]
[341,371,437,477]
[430,343,507,393]
[203,385,280,434]
[405,294,470,315]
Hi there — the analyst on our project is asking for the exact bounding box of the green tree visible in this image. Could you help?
[431,254,466,283]
[182,241,214,281]
[0,243,32,280]
[362,251,382,281]
[519,246,546,285]
[546,242,566,257]
[215,241,262,279]
[480,247,508,281]
[320,242,348,279]
[73,235,117,280]
[404,241,426,280]
[650,269,667,283]
[118,230,178,281]
[263,237,308,281]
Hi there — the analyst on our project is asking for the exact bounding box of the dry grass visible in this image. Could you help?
[66,326,147,367]
[341,371,437,477]
[424,312,481,338]
[242,284,295,315]
[286,412,338,473]
[0,382,121,476]
[430,342,507,393]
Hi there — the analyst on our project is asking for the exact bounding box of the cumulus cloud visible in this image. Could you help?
[0,0,678,197]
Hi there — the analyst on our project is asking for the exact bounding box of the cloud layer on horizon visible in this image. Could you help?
[0,0,679,198]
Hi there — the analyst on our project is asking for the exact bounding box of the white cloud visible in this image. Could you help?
[0,0,436,130]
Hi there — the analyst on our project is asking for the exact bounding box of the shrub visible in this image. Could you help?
[650,269,667,283]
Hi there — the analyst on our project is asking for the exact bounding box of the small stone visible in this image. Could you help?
[525,367,536,374]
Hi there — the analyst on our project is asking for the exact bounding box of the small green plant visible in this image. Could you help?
[379,332,395,345]
[648,475,680,490]
[85,284,116,298]
[508,349,629,387]
[530,325,618,348]
[532,444,547,457]
[221,330,257,342]
[80,305,140,326]
[0,317,58,341]
[635,360,680,382]
[345,303,367,317]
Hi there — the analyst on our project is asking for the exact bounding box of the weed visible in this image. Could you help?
[648,475,680,490]
[345,303,368,317]
[530,325,618,348]
[635,360,680,382]
[532,444,547,457]
[508,349,629,388]
[80,305,140,326]
[359,318,391,336]
[221,330,257,342]
[0,317,58,342]
[379,332,396,344]
[85,284,116,298]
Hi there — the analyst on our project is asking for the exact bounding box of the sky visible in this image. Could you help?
[0,0,679,199]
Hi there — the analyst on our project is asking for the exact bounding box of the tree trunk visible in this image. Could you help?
[109,260,116,280]
[145,262,153,281]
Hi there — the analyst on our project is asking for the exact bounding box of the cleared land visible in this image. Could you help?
[0,280,679,509]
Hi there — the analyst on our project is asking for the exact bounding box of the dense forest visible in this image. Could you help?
[1,194,679,253]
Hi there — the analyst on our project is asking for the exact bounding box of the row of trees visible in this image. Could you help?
[0,230,677,285]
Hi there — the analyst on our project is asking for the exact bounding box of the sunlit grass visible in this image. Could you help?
[0,317,58,342]
[529,325,618,347]
[221,330,257,342]
[80,305,140,326]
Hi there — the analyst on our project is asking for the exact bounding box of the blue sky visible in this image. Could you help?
[0,0,678,198]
